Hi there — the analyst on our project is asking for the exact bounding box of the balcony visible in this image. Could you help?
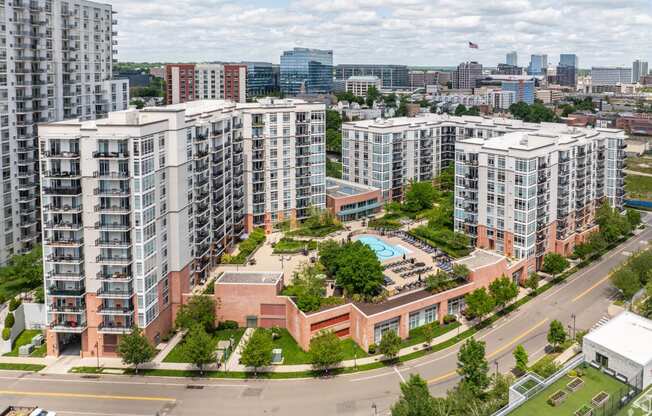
[96,255,133,265]
[93,171,129,179]
[43,221,82,231]
[43,186,82,196]
[97,288,133,300]
[92,151,129,159]
[98,321,133,334]
[96,272,132,282]
[94,205,131,214]
[94,222,131,231]
[95,239,131,248]
[48,286,85,297]
[43,204,82,214]
[97,305,134,316]
[42,170,81,179]
[46,254,83,265]
[46,271,84,282]
[49,320,87,333]
[43,150,79,159]
[49,303,85,314]
[94,188,130,196]
[44,237,83,247]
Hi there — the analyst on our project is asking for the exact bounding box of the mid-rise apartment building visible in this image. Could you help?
[39,98,325,357]
[486,90,515,110]
[452,62,483,89]
[165,63,247,105]
[0,0,128,263]
[345,76,381,97]
[165,64,196,105]
[454,128,626,271]
[342,115,626,208]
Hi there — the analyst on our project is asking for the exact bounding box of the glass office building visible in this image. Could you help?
[335,64,409,89]
[502,80,535,104]
[280,48,333,95]
[243,62,277,97]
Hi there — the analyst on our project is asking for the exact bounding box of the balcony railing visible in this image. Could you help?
[98,322,133,333]
[97,288,133,299]
[44,237,83,247]
[43,221,82,231]
[92,151,129,159]
[43,186,82,195]
[94,205,131,213]
[42,204,82,213]
[48,286,85,297]
[97,306,134,316]
[42,150,79,158]
[49,320,87,333]
[49,304,85,314]
[46,271,84,281]
[94,188,130,196]
[96,272,132,282]
[94,222,130,231]
[96,255,133,265]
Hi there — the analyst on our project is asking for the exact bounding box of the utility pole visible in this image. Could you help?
[571,313,576,341]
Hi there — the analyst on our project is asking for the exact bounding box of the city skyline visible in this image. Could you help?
[110,0,652,67]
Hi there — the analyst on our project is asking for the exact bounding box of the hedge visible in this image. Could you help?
[222,228,266,264]
[4,313,15,329]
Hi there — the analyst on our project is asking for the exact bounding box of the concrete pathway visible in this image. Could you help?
[152,330,185,364]
[224,327,253,371]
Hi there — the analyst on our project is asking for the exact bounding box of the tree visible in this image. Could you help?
[175,295,216,333]
[330,242,384,297]
[454,104,468,116]
[308,331,344,374]
[378,330,402,361]
[464,288,495,321]
[421,324,435,349]
[437,165,455,192]
[525,273,540,292]
[626,249,652,286]
[513,344,529,374]
[240,329,273,375]
[391,374,437,416]
[457,338,490,394]
[182,325,216,375]
[452,264,471,280]
[541,253,569,277]
[116,327,156,374]
[365,85,381,107]
[547,320,567,351]
[404,181,437,213]
[611,267,642,300]
[283,263,326,312]
[627,209,642,228]
[489,276,519,312]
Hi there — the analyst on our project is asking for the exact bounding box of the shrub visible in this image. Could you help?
[368,343,377,354]
[4,313,15,329]
[223,228,266,264]
[443,314,457,325]
[217,320,239,330]
[8,298,21,312]
[1,327,9,341]
[531,355,560,378]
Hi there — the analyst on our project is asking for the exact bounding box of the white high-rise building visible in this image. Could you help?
[0,0,128,262]
[39,98,325,357]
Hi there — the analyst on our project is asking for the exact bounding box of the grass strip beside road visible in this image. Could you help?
[69,233,636,380]
[0,363,46,372]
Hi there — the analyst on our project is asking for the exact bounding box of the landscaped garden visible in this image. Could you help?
[272,237,318,254]
[510,366,628,416]
[221,228,265,264]
[3,329,46,357]
[0,246,44,304]
[286,208,344,238]
[163,327,245,363]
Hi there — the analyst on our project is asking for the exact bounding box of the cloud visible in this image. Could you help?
[111,0,652,67]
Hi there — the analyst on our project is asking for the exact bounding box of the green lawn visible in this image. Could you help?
[163,328,245,363]
[616,385,652,416]
[0,363,45,372]
[511,366,628,416]
[625,156,652,175]
[626,174,652,200]
[401,321,461,348]
[3,329,46,357]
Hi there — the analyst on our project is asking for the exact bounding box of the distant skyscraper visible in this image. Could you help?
[280,48,333,95]
[557,54,578,87]
[502,80,535,104]
[452,62,483,89]
[528,54,548,75]
[506,51,518,67]
[633,60,649,83]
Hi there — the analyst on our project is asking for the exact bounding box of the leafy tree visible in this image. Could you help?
[596,202,632,243]
[391,374,437,416]
[437,165,455,192]
[541,253,569,277]
[627,209,642,228]
[240,329,273,375]
[365,85,381,107]
[513,344,529,374]
[525,273,540,292]
[318,239,343,276]
[283,263,325,312]
[175,295,216,333]
[404,181,437,212]
[452,264,471,280]
[0,246,43,298]
[488,276,519,312]
[547,320,567,351]
[117,327,156,374]
[326,241,384,297]
[325,158,342,178]
[626,249,652,286]
[378,330,402,361]
[457,338,490,394]
[454,104,469,116]
[464,288,495,321]
[421,324,435,349]
[611,267,642,300]
[308,331,344,374]
[182,325,216,375]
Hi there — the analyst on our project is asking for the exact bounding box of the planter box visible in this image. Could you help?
[592,391,609,407]
[567,377,584,392]
[548,390,568,407]
[575,404,593,416]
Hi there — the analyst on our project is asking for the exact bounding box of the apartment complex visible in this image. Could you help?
[342,114,626,207]
[0,0,128,263]
[452,62,482,89]
[165,63,247,105]
[335,64,409,89]
[39,98,325,356]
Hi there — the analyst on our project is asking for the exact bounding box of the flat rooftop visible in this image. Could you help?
[455,249,504,270]
[326,178,379,198]
[216,271,283,285]
[584,311,652,366]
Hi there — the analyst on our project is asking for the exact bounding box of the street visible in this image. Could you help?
[0,219,650,416]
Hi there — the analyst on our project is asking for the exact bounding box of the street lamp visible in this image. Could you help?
[571,313,576,341]
[95,341,100,370]
[494,360,499,377]
[354,352,357,370]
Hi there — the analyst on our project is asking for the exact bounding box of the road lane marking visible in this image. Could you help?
[487,319,549,360]
[0,390,175,402]
[350,371,395,382]
[0,375,248,389]
[572,274,612,303]
[427,319,548,385]
[56,412,151,416]
[393,366,405,383]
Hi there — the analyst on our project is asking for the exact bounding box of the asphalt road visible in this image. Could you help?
[1,217,650,416]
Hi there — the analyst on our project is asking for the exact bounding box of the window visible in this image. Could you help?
[373,317,399,344]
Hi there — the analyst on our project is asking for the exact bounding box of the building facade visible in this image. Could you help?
[335,64,409,89]
[345,76,381,97]
[39,98,325,357]
[166,64,247,105]
[501,80,535,104]
[506,51,518,67]
[591,67,633,86]
[165,64,196,105]
[632,60,649,83]
[280,48,333,95]
[528,54,548,75]
[557,54,578,87]
[0,0,127,263]
[452,62,483,89]
[243,62,278,98]
[495,64,523,76]
[486,90,516,110]
[454,128,626,271]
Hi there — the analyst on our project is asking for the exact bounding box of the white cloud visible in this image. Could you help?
[111,0,652,67]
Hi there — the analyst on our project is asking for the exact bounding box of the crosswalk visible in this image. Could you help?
[590,315,611,332]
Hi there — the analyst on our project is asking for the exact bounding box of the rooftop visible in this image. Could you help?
[455,249,505,271]
[326,178,379,198]
[216,271,283,285]
[346,76,381,83]
[584,311,652,366]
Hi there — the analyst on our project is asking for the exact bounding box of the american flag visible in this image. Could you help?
[468,41,479,49]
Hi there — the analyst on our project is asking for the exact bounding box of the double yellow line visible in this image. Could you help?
[0,390,175,402]
[427,318,548,385]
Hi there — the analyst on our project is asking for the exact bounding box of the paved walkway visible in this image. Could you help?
[224,327,253,371]
[152,330,185,364]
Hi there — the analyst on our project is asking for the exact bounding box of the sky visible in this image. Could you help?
[110,0,652,68]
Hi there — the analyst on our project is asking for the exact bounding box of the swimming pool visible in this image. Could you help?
[357,235,409,261]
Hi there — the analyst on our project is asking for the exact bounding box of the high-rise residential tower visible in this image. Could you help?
[0,0,128,263]
[633,60,649,83]
[280,48,333,95]
[506,51,518,67]
[452,62,482,89]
